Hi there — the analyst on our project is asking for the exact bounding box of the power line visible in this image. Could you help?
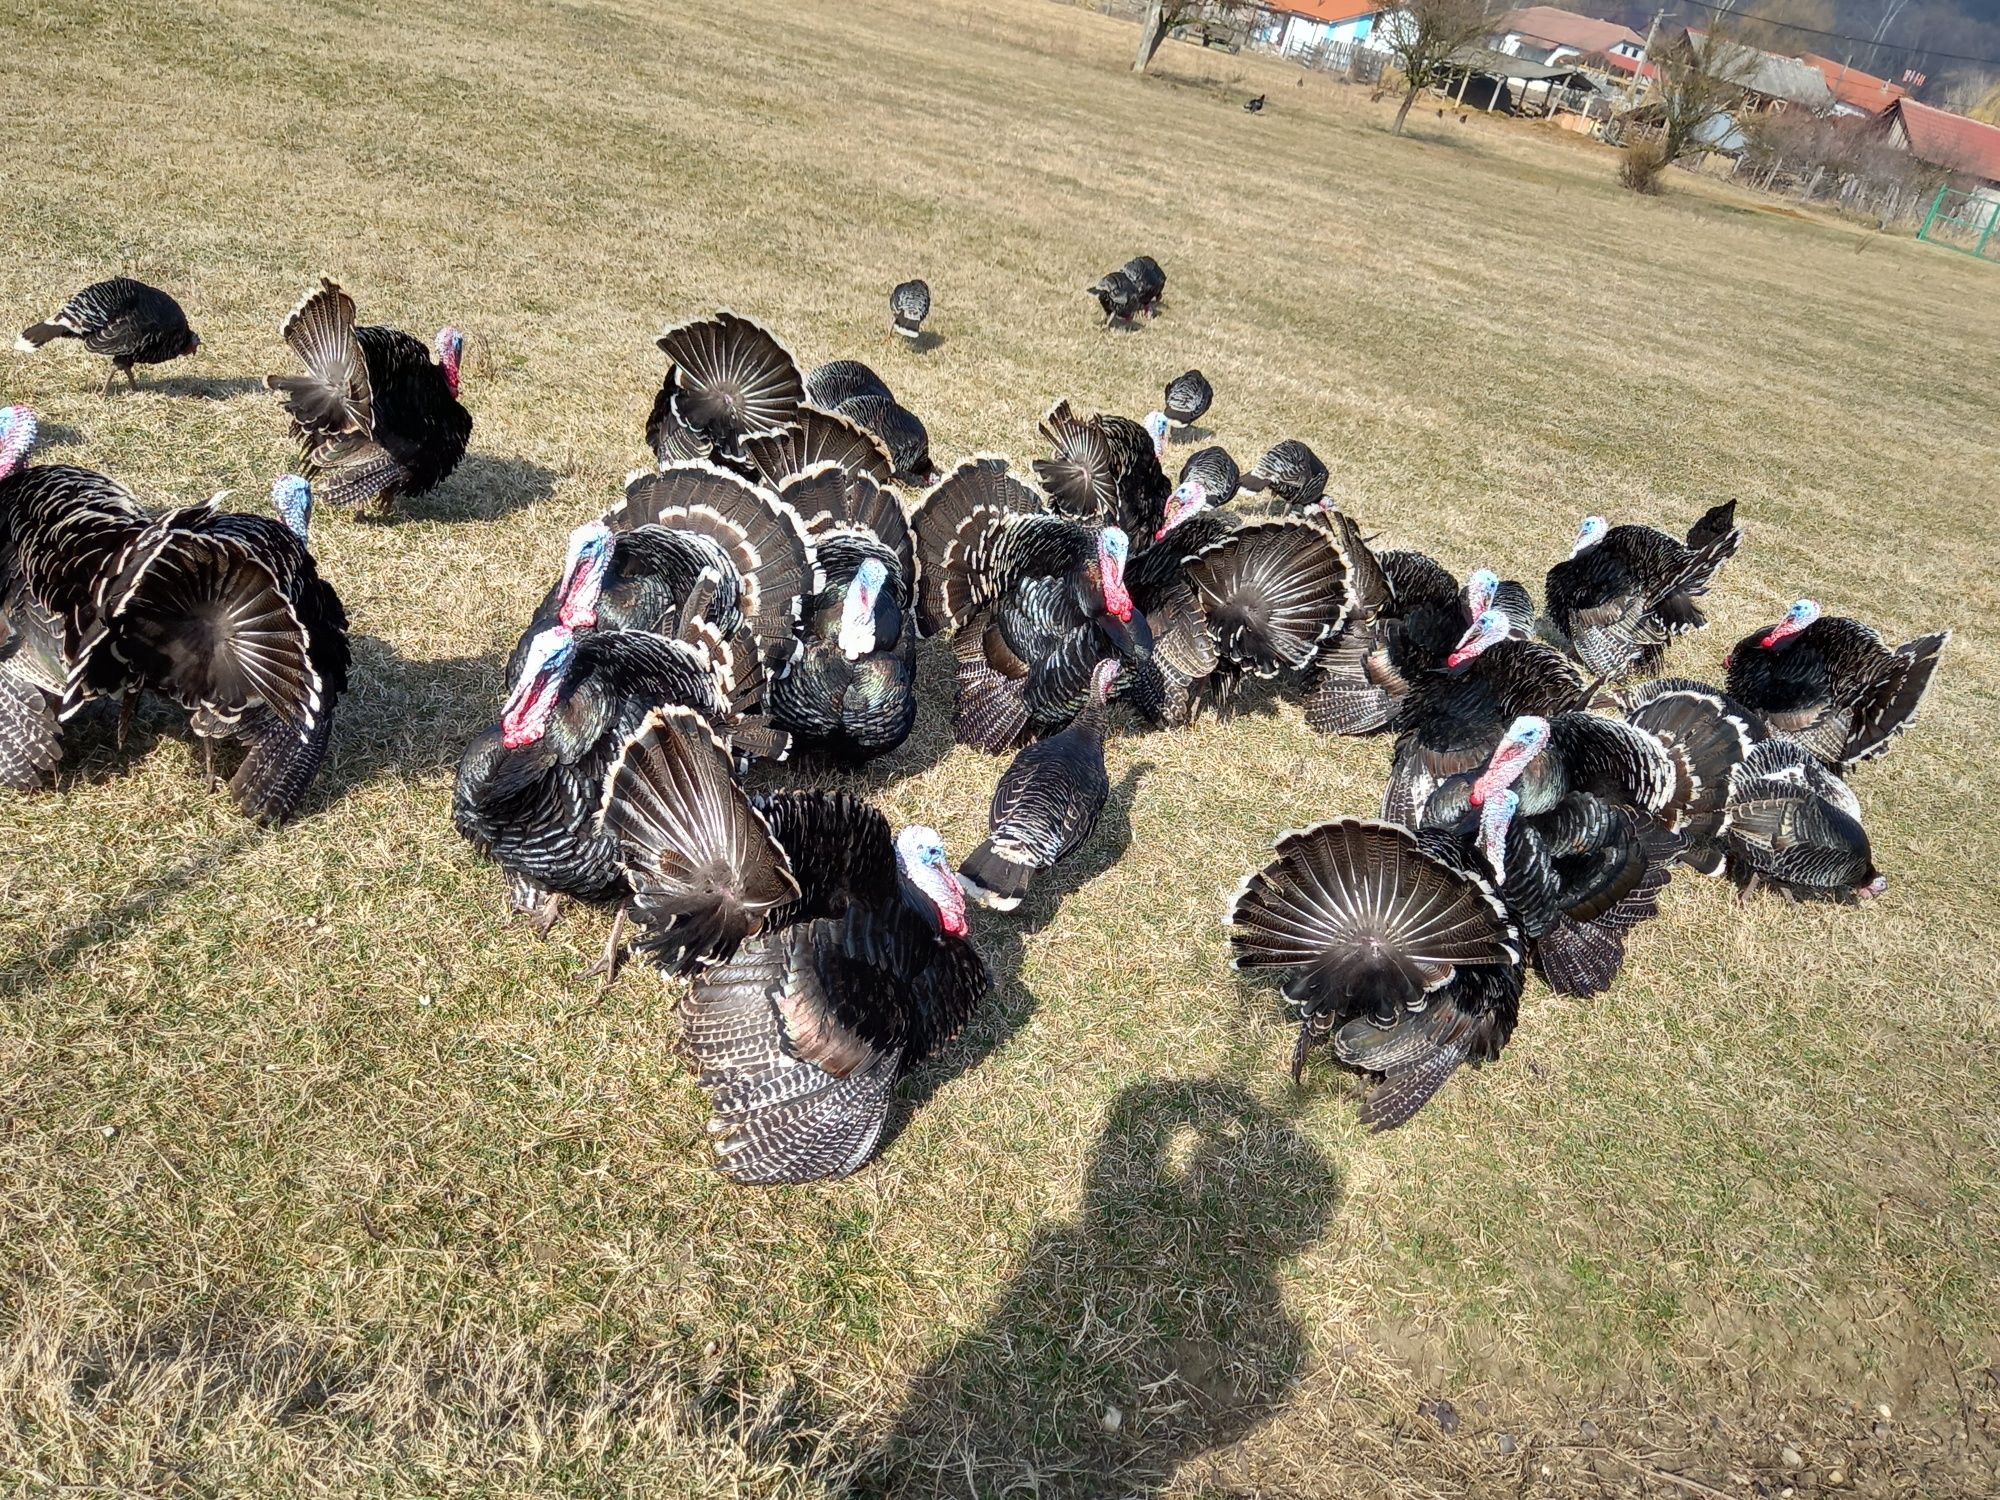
[1671,0,2000,70]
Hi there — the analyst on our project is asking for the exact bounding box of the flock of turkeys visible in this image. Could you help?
[2,264,1950,1179]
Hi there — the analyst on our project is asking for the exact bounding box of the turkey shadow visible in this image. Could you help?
[298,634,497,809]
[138,373,266,400]
[885,761,1151,1141]
[899,330,942,355]
[21,420,87,450]
[398,454,558,525]
[854,1077,1338,1499]
[1169,422,1215,445]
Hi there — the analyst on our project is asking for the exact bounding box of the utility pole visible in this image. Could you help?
[1627,8,1664,111]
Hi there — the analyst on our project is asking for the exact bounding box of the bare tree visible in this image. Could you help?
[1377,0,1495,136]
[1619,25,1756,190]
[1134,1,1241,73]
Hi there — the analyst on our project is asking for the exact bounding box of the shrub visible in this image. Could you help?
[1620,141,1669,194]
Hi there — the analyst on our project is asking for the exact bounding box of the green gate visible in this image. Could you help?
[1916,185,2000,262]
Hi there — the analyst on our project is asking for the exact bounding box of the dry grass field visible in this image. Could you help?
[3,0,1998,1494]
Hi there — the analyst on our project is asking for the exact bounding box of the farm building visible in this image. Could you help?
[1801,53,1906,118]
[1677,31,1835,117]
[1875,97,2000,202]
[1490,6,1645,69]
[1262,1,1393,56]
[1437,46,1610,123]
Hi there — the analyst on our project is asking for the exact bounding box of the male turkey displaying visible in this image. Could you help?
[1542,502,1740,678]
[889,279,931,342]
[1034,398,1171,539]
[1724,600,1948,772]
[17,277,201,395]
[601,706,990,1183]
[265,277,471,515]
[959,657,1118,910]
[1228,818,1523,1130]
[646,310,804,468]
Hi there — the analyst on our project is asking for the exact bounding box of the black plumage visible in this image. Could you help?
[1245,94,1266,113]
[1086,267,1147,328]
[1178,446,1240,507]
[1619,677,1763,875]
[265,278,470,515]
[911,457,1152,752]
[1722,738,1884,902]
[1164,369,1212,427]
[1228,818,1523,1130]
[601,707,990,1183]
[1724,605,1948,771]
[1121,256,1167,316]
[1238,439,1328,510]
[17,277,200,394]
[1542,502,1741,677]
[803,359,895,413]
[835,393,935,486]
[889,280,931,341]
[743,404,898,489]
[650,310,804,462]
[959,658,1118,910]
[1034,399,1171,539]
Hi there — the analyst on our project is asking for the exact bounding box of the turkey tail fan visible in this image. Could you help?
[744,406,897,489]
[952,623,1032,753]
[1843,630,1949,767]
[1625,688,1755,838]
[775,462,914,580]
[1033,400,1118,521]
[1684,500,1738,551]
[265,277,373,442]
[655,311,804,442]
[910,456,1041,636]
[602,706,800,974]
[645,382,711,465]
[15,322,74,351]
[228,706,336,826]
[609,461,818,674]
[1187,520,1350,676]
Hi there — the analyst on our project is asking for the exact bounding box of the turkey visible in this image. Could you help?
[1542,502,1740,677]
[1617,677,1763,875]
[1419,713,1682,997]
[889,279,931,342]
[646,310,804,467]
[1227,817,1523,1130]
[1721,738,1885,903]
[1238,439,1328,510]
[600,706,990,1182]
[1382,608,1584,828]
[1723,600,1949,772]
[959,657,1118,910]
[265,277,471,515]
[1245,94,1266,113]
[1178,445,1240,507]
[835,393,936,487]
[1121,255,1167,317]
[1086,267,1147,328]
[743,403,897,488]
[911,456,1152,752]
[765,463,919,762]
[1304,520,1533,738]
[1033,399,1171,539]
[17,277,201,395]
[1163,369,1212,430]
[802,358,894,413]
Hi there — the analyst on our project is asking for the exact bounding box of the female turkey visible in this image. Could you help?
[1227,818,1523,1130]
[889,280,931,342]
[1033,399,1171,538]
[764,463,918,762]
[1121,255,1167,316]
[1238,439,1328,511]
[1178,445,1240,507]
[1542,502,1740,677]
[1419,714,1682,997]
[1163,369,1212,430]
[1722,738,1884,902]
[600,706,990,1182]
[1723,600,1949,771]
[802,358,895,414]
[834,393,936,487]
[1086,267,1147,328]
[959,658,1118,910]
[17,277,201,395]
[265,277,471,515]
[1617,677,1764,875]
[911,456,1152,752]
[646,310,804,467]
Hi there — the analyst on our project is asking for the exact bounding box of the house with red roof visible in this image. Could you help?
[1875,97,2000,195]
[1266,1,1395,57]
[1491,6,1646,69]
[1801,54,1905,118]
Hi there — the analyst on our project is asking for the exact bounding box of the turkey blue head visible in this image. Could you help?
[840,557,889,660]
[500,626,574,749]
[0,405,37,477]
[1471,716,1549,807]
[1097,526,1133,622]
[270,474,313,539]
[1760,598,1820,648]
[1570,516,1609,557]
[436,327,465,398]
[1445,608,1511,668]
[1155,477,1208,541]
[896,825,968,937]
[556,521,614,629]
[1463,567,1500,618]
[1143,410,1170,459]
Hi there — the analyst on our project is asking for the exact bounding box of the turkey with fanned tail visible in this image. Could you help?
[1616,677,1764,875]
[264,277,470,516]
[646,310,804,468]
[1033,399,1172,539]
[17,276,201,395]
[1723,600,1948,772]
[601,706,990,1183]
[1227,817,1524,1130]
[1542,502,1740,677]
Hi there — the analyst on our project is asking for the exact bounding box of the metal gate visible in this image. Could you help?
[1916,185,2000,263]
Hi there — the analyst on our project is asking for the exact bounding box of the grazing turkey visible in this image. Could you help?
[600,706,990,1182]
[1723,601,1949,772]
[1721,738,1885,902]
[1419,714,1682,997]
[835,393,936,487]
[1163,369,1212,430]
[17,276,201,395]
[911,456,1152,752]
[265,277,471,515]
[765,463,919,762]
[1245,94,1266,113]
[1033,399,1172,538]
[646,310,804,467]
[1227,817,1523,1130]
[1238,439,1328,510]
[1086,267,1147,328]
[1178,445,1240,507]
[1121,255,1167,316]
[802,358,894,414]
[1617,677,1763,875]
[959,658,1118,910]
[1542,502,1740,677]
[889,280,931,342]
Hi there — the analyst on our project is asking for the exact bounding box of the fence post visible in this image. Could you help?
[1916,183,1948,244]
[1976,200,2000,260]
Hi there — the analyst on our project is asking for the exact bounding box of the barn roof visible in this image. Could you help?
[1800,53,1905,115]
[1275,1,1388,22]
[1881,97,2000,183]
[1494,6,1644,55]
